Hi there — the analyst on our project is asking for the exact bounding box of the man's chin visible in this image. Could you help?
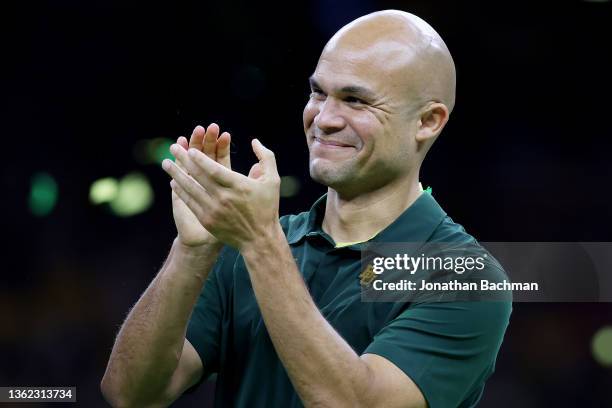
[309,163,349,189]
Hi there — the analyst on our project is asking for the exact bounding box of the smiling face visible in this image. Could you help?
[303,42,420,196]
[303,10,455,198]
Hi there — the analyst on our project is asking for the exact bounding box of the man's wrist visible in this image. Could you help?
[172,238,222,271]
[175,237,222,255]
[240,222,285,258]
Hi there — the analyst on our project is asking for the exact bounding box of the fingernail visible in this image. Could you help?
[188,148,197,157]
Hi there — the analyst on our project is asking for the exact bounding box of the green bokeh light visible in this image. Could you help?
[109,172,154,217]
[152,138,174,164]
[592,326,612,367]
[133,137,173,165]
[280,176,301,198]
[89,177,119,204]
[29,172,58,216]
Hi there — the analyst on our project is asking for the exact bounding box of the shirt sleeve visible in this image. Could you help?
[184,246,234,391]
[363,301,512,408]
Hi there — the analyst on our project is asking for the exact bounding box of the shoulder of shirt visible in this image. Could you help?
[428,214,474,244]
[430,215,510,283]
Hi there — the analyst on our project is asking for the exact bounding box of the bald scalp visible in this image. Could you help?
[323,10,456,113]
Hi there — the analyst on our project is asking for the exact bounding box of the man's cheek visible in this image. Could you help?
[303,104,318,128]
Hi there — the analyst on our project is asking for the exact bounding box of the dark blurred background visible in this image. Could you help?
[1,0,611,406]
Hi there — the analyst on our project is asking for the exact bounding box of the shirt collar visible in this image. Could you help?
[286,194,327,245]
[286,192,447,246]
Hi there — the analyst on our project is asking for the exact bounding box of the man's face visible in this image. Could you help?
[303,41,421,196]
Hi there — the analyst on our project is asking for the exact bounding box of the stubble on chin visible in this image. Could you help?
[308,157,354,188]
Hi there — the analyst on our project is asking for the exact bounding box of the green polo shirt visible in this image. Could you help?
[185,192,512,408]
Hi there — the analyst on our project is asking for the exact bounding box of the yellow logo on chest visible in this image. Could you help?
[359,264,376,286]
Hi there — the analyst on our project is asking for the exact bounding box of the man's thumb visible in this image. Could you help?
[251,139,277,173]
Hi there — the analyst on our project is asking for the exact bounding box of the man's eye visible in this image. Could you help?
[345,96,365,104]
[310,89,325,99]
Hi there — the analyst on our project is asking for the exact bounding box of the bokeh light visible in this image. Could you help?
[591,326,612,367]
[280,175,301,198]
[29,172,58,216]
[133,137,174,165]
[108,172,154,217]
[89,177,119,204]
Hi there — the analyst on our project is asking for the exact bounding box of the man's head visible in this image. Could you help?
[303,10,456,198]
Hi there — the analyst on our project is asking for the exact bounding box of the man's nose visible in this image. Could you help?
[314,98,346,134]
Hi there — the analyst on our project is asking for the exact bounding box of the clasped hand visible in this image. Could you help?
[162,132,281,250]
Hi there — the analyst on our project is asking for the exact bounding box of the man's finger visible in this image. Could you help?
[188,125,206,151]
[203,123,220,159]
[170,181,205,221]
[251,139,278,174]
[177,136,189,150]
[216,132,232,169]
[248,162,263,179]
[171,141,189,172]
[188,148,243,188]
[172,144,222,193]
[162,157,213,205]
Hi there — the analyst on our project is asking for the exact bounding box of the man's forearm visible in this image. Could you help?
[241,225,372,407]
[101,238,220,406]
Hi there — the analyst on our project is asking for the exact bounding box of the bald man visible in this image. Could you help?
[101,10,511,408]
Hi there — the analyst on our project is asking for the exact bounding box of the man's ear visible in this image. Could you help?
[415,102,450,144]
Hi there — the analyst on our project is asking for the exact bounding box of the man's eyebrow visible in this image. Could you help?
[308,76,377,100]
[338,85,376,100]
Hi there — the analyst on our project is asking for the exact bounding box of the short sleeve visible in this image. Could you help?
[185,247,233,390]
[363,301,512,408]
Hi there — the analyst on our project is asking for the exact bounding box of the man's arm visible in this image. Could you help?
[241,226,426,408]
[100,239,219,408]
[163,139,426,407]
[101,124,232,407]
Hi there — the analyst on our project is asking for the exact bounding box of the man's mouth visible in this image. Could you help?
[313,137,354,148]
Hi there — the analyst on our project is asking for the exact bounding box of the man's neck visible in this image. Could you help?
[322,176,423,244]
